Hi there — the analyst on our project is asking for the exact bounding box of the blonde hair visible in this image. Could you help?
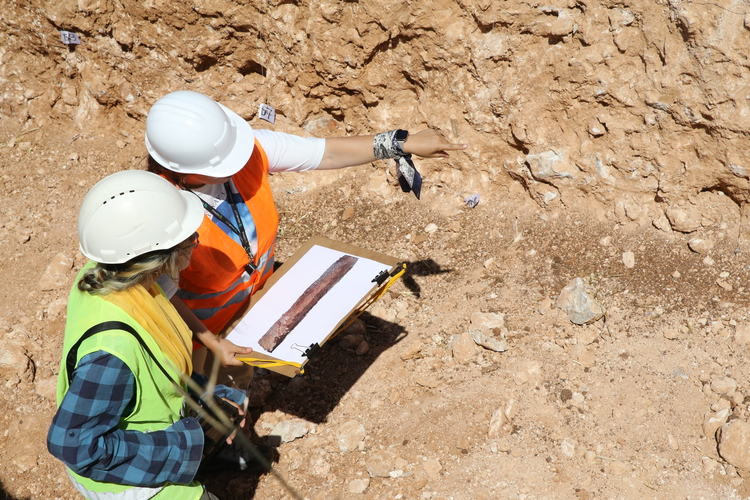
[78,247,183,295]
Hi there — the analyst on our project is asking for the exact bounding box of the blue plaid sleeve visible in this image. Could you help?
[47,351,204,487]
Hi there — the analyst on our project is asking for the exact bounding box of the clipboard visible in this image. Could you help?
[222,236,404,377]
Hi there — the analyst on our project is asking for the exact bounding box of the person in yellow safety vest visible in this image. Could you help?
[47,171,263,500]
[145,90,468,389]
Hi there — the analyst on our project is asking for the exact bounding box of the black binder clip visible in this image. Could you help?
[303,343,320,358]
[373,270,389,285]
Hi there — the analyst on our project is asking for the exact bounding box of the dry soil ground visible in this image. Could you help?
[4,0,750,499]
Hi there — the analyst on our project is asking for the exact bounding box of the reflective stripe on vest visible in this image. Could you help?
[177,140,279,334]
[177,243,274,321]
[68,471,162,500]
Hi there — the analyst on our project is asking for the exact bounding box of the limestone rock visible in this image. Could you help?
[366,451,395,478]
[688,237,714,254]
[348,478,369,494]
[711,377,738,394]
[269,420,314,444]
[452,332,478,364]
[38,253,74,290]
[666,206,701,233]
[469,331,507,352]
[423,458,442,480]
[622,251,635,268]
[400,339,423,361]
[718,420,750,470]
[337,420,366,452]
[703,409,731,438]
[0,342,32,381]
[556,278,605,324]
[470,312,505,331]
[735,325,750,344]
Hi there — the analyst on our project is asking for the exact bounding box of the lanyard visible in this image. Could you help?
[189,182,257,274]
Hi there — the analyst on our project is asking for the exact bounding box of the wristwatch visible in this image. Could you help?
[394,129,409,156]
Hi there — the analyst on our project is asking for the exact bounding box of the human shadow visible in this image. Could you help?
[0,478,30,500]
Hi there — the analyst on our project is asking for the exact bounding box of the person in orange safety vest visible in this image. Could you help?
[145,90,467,390]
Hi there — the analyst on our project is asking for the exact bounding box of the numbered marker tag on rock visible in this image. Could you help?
[258,103,276,124]
[396,155,422,200]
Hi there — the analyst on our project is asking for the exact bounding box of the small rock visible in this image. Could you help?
[688,237,714,254]
[599,236,612,246]
[711,377,738,394]
[702,457,719,473]
[17,228,32,244]
[735,325,750,344]
[424,223,438,233]
[342,207,354,220]
[39,253,74,290]
[556,278,605,324]
[672,271,681,278]
[663,328,679,340]
[309,455,331,477]
[423,458,442,480]
[356,340,369,355]
[666,205,701,233]
[560,438,577,457]
[652,212,672,232]
[340,318,366,337]
[337,420,366,452]
[703,408,731,438]
[718,420,750,470]
[511,360,542,385]
[366,451,395,478]
[339,333,365,352]
[46,297,68,318]
[415,374,440,388]
[348,478,370,494]
[452,332,478,364]
[622,251,635,268]
[488,407,509,438]
[470,312,505,330]
[34,375,57,400]
[269,420,313,443]
[584,450,596,464]
[116,139,127,149]
[11,455,37,473]
[587,119,605,137]
[609,461,627,475]
[400,339,423,361]
[0,343,32,381]
[716,279,733,291]
[469,331,507,352]
[624,200,641,220]
[703,256,715,266]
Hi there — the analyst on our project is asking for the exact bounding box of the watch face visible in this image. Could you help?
[395,129,409,142]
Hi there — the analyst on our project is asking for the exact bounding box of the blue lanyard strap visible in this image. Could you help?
[188,183,257,274]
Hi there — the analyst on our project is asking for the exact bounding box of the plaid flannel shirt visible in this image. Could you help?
[47,350,244,487]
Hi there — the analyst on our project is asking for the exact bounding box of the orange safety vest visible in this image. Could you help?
[176,139,279,336]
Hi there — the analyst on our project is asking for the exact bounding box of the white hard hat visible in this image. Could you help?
[145,91,255,178]
[78,170,204,264]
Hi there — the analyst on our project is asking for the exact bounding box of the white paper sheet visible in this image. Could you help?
[225,245,391,362]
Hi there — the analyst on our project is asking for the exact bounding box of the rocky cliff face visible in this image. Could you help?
[3,0,750,218]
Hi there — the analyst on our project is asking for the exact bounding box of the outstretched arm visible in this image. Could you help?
[170,295,251,367]
[318,129,467,170]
